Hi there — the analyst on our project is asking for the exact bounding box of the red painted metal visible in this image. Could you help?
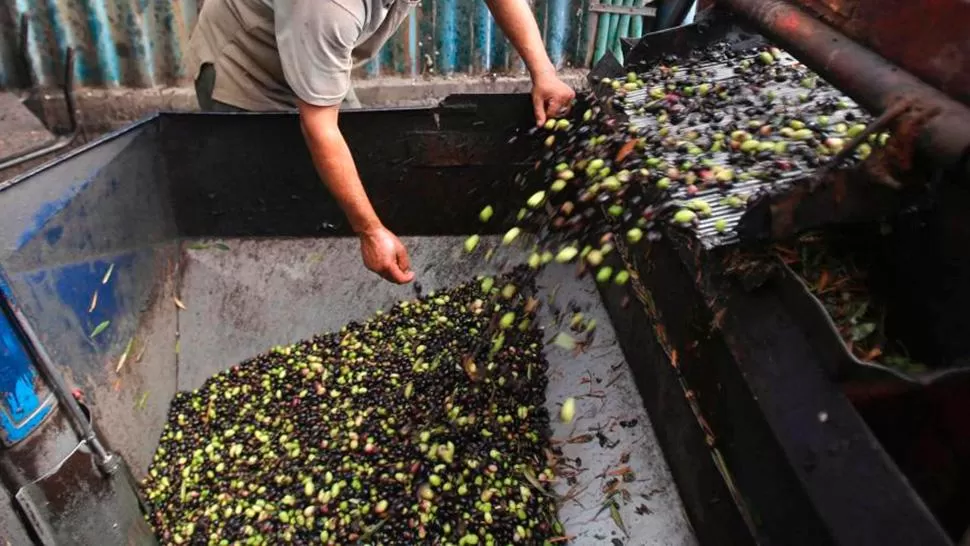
[719,0,970,179]
[791,0,970,105]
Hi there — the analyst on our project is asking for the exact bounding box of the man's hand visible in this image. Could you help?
[482,0,576,126]
[359,226,414,284]
[532,72,576,127]
[298,100,415,284]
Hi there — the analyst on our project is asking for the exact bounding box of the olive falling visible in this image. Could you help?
[477,40,893,275]
[143,269,563,546]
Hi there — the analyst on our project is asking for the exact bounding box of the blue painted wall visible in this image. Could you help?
[0,0,609,89]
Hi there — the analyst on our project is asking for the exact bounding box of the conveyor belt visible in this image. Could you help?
[613,41,881,247]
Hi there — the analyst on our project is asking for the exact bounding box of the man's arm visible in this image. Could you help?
[298,101,414,284]
[485,0,576,125]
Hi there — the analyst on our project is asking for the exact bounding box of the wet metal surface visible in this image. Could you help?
[0,483,35,544]
[15,440,155,545]
[174,235,696,545]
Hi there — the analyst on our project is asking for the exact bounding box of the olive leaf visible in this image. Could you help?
[849,322,876,342]
[849,301,869,323]
[188,242,231,251]
[521,468,559,499]
[609,500,628,536]
[101,263,114,284]
[90,320,111,339]
[115,337,135,373]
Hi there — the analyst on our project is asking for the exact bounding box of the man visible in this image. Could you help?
[187,0,576,284]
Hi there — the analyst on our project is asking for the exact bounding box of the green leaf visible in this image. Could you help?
[609,500,627,536]
[850,322,876,342]
[849,302,869,323]
[884,355,928,374]
[90,320,111,339]
[356,518,388,544]
[188,242,230,251]
[520,468,558,499]
[136,391,149,410]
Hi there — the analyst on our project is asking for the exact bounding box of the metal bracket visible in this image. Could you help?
[864,96,944,188]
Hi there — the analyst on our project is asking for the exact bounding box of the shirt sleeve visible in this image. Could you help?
[275,0,363,107]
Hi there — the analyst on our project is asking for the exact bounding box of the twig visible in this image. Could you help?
[818,98,915,185]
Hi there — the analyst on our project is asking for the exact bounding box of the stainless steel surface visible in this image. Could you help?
[0,484,35,545]
[173,235,697,544]
[14,441,156,546]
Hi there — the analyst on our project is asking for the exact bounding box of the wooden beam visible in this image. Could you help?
[588,4,658,16]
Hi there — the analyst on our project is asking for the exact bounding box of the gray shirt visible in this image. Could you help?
[188,0,412,111]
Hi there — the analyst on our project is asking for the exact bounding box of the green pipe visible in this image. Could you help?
[630,0,643,39]
[613,0,634,62]
[593,0,614,63]
[630,15,643,39]
[606,0,621,55]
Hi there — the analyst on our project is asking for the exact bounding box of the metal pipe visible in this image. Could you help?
[607,0,621,54]
[719,0,970,178]
[0,294,118,476]
[613,0,634,62]
[629,0,643,41]
[593,0,613,63]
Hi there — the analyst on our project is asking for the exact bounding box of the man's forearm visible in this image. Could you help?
[298,104,382,234]
[485,0,555,79]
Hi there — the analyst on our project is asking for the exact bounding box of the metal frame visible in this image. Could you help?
[590,12,966,545]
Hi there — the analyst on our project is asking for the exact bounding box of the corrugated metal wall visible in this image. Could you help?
[0,0,603,89]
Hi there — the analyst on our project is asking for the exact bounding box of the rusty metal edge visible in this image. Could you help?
[718,0,970,179]
[777,257,970,386]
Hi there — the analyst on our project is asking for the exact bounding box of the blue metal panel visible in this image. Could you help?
[0,273,53,446]
[1,0,589,88]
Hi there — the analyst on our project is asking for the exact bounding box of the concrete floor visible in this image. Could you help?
[0,91,101,184]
